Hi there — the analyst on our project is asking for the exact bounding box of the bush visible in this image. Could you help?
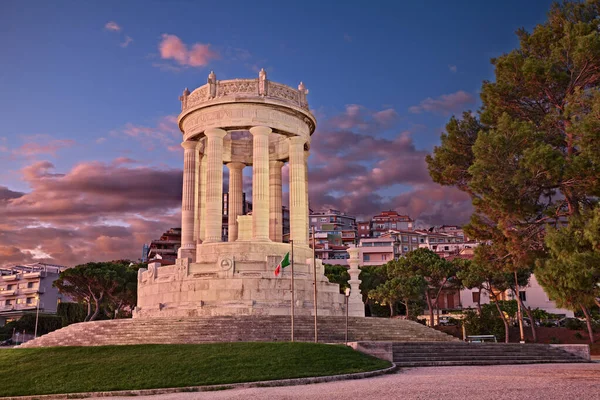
[0,314,62,337]
[565,318,586,330]
[574,332,584,340]
[57,302,87,326]
[549,336,561,344]
[462,308,505,339]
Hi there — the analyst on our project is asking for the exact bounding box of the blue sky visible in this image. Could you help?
[0,0,557,265]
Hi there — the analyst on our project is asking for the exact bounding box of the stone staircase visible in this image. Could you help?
[392,342,590,367]
[19,316,457,348]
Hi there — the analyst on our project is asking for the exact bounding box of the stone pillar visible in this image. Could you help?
[197,150,207,243]
[249,126,271,241]
[347,245,365,317]
[227,162,245,242]
[194,142,204,243]
[304,150,310,244]
[269,160,284,242]
[289,136,308,246]
[204,128,227,243]
[179,140,197,260]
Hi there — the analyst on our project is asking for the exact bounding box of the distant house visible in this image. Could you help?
[0,263,69,326]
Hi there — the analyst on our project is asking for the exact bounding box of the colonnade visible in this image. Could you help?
[179,127,309,260]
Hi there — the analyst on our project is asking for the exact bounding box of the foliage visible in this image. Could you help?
[461,308,505,339]
[549,336,561,344]
[324,265,350,293]
[359,265,390,317]
[565,318,586,331]
[368,257,427,318]
[426,0,600,334]
[0,314,63,338]
[536,207,600,343]
[53,261,139,321]
[0,343,390,397]
[56,302,87,326]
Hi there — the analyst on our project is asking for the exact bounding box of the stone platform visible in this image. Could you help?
[136,242,354,318]
[19,316,458,348]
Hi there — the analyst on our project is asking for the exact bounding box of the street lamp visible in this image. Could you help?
[34,295,40,339]
[345,287,351,345]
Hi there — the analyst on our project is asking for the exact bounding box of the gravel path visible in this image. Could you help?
[104,363,600,400]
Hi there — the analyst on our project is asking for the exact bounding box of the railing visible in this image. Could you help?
[182,78,309,112]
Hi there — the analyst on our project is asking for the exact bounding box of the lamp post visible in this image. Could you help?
[345,287,351,345]
[34,295,40,339]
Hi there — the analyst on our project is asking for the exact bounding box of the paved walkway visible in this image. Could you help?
[105,363,600,400]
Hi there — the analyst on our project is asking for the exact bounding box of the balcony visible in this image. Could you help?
[1,275,18,282]
[0,305,15,312]
[23,271,46,279]
[21,287,44,295]
[0,289,17,296]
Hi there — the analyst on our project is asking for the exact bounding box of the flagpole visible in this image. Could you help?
[312,225,318,343]
[290,239,295,342]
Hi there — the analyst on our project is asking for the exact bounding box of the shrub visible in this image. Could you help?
[565,318,586,330]
[57,302,87,326]
[462,308,505,339]
[574,332,584,340]
[549,336,561,344]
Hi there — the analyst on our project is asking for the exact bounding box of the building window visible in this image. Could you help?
[519,291,527,302]
[6,284,13,290]
[403,246,409,252]
[27,282,34,289]
[472,292,480,303]
[444,246,449,251]
[411,237,417,243]
[363,254,370,261]
[26,297,34,305]
[16,298,25,304]
[311,218,317,222]
[5,300,12,306]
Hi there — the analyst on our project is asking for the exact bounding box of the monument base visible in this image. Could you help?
[136,241,354,318]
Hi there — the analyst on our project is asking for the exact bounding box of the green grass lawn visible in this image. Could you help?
[0,343,390,397]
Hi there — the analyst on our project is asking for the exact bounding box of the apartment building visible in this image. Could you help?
[0,263,68,326]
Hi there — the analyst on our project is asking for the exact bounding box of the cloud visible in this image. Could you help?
[0,160,182,266]
[120,36,133,48]
[12,135,75,156]
[158,34,218,67]
[306,106,473,224]
[104,21,121,32]
[409,90,474,115]
[325,104,399,132]
[449,65,457,73]
[114,115,180,152]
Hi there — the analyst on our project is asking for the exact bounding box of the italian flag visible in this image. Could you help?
[274,252,290,277]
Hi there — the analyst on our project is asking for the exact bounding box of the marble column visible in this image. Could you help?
[227,162,245,242]
[269,160,284,242]
[204,128,227,243]
[179,140,198,260]
[198,153,207,243]
[249,126,271,241]
[304,150,310,244]
[194,141,204,243]
[289,136,308,246]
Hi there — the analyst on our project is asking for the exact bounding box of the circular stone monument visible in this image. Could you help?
[135,70,364,318]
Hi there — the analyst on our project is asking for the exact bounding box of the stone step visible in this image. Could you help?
[393,359,584,367]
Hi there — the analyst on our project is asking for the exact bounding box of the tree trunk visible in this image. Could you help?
[520,300,537,343]
[84,299,92,322]
[425,292,435,326]
[595,298,600,309]
[492,293,510,343]
[90,292,104,321]
[581,305,595,345]
[513,271,525,342]
[404,298,410,319]
[389,302,395,317]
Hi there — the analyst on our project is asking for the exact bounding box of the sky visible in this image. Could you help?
[0,0,556,266]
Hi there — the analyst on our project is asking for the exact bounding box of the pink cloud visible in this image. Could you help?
[104,21,121,32]
[326,104,399,132]
[409,90,474,115]
[12,135,75,156]
[158,34,218,67]
[0,159,182,266]
[116,115,180,152]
